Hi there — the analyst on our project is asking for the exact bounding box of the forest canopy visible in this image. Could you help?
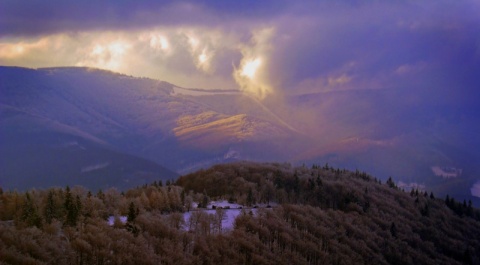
[1,161,479,264]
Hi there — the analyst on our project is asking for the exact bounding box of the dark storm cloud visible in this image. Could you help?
[0,0,197,37]
[265,1,480,107]
[0,0,291,37]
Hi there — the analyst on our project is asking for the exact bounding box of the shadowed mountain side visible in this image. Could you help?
[0,105,178,190]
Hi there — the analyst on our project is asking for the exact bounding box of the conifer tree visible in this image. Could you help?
[127,202,137,222]
[64,186,80,226]
[21,192,42,227]
[44,190,57,224]
[386,177,396,188]
[247,188,254,207]
[390,222,397,238]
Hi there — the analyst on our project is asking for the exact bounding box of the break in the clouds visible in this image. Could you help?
[1,0,480,102]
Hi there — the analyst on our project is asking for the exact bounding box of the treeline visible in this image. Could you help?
[0,183,185,224]
[0,162,480,264]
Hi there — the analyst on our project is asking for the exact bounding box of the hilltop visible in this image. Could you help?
[1,162,479,264]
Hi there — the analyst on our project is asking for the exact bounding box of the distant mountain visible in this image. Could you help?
[275,88,480,206]
[0,66,479,206]
[0,66,303,190]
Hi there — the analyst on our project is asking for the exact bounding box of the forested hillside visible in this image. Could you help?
[1,162,479,264]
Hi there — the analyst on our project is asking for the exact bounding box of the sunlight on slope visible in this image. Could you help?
[174,114,256,139]
[173,114,288,148]
[176,111,225,129]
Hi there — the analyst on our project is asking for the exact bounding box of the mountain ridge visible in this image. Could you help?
[1,66,479,207]
[0,66,305,190]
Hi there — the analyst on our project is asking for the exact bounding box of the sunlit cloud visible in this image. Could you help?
[0,35,79,67]
[240,58,261,80]
[233,28,274,100]
[0,43,26,59]
[77,40,131,71]
[0,38,49,59]
[145,33,170,53]
[0,28,244,89]
[187,35,200,52]
[196,48,213,73]
[181,31,221,74]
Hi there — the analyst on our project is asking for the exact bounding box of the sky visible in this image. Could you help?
[1,0,480,101]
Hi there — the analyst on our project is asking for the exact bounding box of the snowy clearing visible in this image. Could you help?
[107,216,127,226]
[471,181,480,198]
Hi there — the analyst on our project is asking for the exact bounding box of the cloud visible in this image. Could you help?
[0,28,245,89]
[264,1,480,107]
[1,0,480,105]
[233,28,275,99]
[77,39,132,71]
[0,0,289,38]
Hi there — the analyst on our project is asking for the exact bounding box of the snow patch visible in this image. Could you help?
[431,166,462,178]
[107,216,127,226]
[224,148,240,159]
[471,181,480,198]
[208,200,243,209]
[182,209,244,231]
[182,200,274,232]
[81,162,110,173]
[171,87,241,97]
[397,181,426,192]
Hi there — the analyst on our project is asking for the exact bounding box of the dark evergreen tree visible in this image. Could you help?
[292,172,300,199]
[467,200,474,217]
[127,202,138,223]
[390,222,397,238]
[386,177,396,188]
[97,189,105,201]
[44,190,57,224]
[421,204,430,217]
[64,186,80,226]
[21,192,42,227]
[316,175,322,186]
[246,188,254,207]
